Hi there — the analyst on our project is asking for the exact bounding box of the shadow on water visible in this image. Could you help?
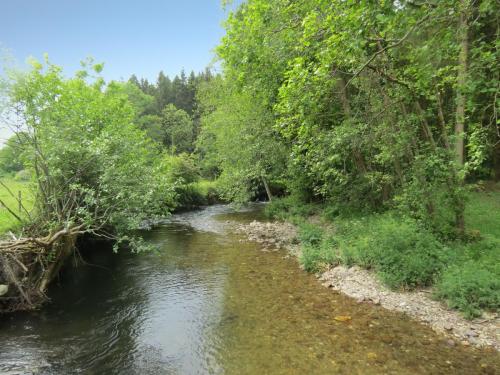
[0,204,498,374]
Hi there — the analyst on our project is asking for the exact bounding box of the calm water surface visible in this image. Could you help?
[0,204,498,374]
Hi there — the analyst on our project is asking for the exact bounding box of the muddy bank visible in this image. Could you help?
[234,220,500,351]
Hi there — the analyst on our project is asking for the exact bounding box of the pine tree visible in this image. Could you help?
[156,71,172,113]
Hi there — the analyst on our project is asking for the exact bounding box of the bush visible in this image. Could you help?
[292,212,449,289]
[435,261,500,319]
[300,235,338,273]
[298,222,324,246]
[394,154,466,240]
[432,237,500,318]
[193,179,223,204]
[160,154,209,210]
[163,153,200,185]
[264,195,319,221]
[335,214,449,289]
[173,179,224,209]
[173,184,206,209]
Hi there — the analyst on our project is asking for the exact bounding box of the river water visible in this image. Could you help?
[0,205,498,374]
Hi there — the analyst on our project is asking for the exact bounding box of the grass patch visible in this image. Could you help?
[300,236,338,273]
[433,187,500,318]
[0,176,35,234]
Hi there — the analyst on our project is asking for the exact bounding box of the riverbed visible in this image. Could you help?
[0,205,498,374]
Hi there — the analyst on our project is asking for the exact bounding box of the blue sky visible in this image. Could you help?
[0,0,235,81]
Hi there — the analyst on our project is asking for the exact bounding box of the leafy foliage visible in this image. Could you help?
[197,77,288,202]
[0,135,25,174]
[264,196,318,221]
[212,0,499,237]
[161,104,194,154]
[334,214,449,289]
[5,59,176,250]
[436,261,500,319]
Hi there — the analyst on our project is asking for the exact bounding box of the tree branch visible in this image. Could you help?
[344,14,430,89]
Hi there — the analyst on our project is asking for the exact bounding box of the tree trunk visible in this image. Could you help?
[451,0,470,236]
[455,0,470,166]
[261,176,273,202]
[493,141,500,181]
[336,75,367,173]
[38,234,77,293]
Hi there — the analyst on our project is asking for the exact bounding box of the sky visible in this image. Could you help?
[0,0,235,82]
[0,0,238,143]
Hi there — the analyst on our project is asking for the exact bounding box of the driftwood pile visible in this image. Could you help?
[0,226,81,313]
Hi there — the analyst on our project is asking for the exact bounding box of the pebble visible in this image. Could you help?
[367,352,378,360]
[466,330,479,338]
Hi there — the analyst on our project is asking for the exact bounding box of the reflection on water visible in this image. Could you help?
[0,204,498,374]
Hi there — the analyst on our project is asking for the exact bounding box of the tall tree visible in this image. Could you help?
[455,0,471,167]
[161,104,194,154]
[208,0,498,235]
[156,71,172,112]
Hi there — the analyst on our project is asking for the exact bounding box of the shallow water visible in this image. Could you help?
[0,204,498,374]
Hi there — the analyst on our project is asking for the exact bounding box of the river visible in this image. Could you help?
[0,204,498,374]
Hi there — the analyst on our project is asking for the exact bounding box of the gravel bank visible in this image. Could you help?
[234,219,500,351]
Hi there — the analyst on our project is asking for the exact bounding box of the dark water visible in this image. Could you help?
[0,205,498,374]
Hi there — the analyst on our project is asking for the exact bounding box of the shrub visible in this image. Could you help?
[433,237,500,318]
[335,214,449,289]
[300,240,337,273]
[298,222,324,246]
[193,179,223,204]
[173,184,206,209]
[435,261,500,319]
[162,153,200,185]
[264,195,318,221]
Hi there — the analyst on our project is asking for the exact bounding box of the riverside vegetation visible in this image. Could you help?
[0,0,499,328]
[204,0,499,321]
[0,60,219,311]
[264,188,500,320]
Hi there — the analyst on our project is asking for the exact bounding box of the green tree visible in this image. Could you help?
[156,71,173,113]
[161,104,194,154]
[197,77,287,202]
[106,81,164,144]
[7,58,175,244]
[107,81,156,117]
[212,0,498,236]
[0,134,25,174]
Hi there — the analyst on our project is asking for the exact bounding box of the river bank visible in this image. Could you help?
[234,219,500,351]
[2,204,499,374]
